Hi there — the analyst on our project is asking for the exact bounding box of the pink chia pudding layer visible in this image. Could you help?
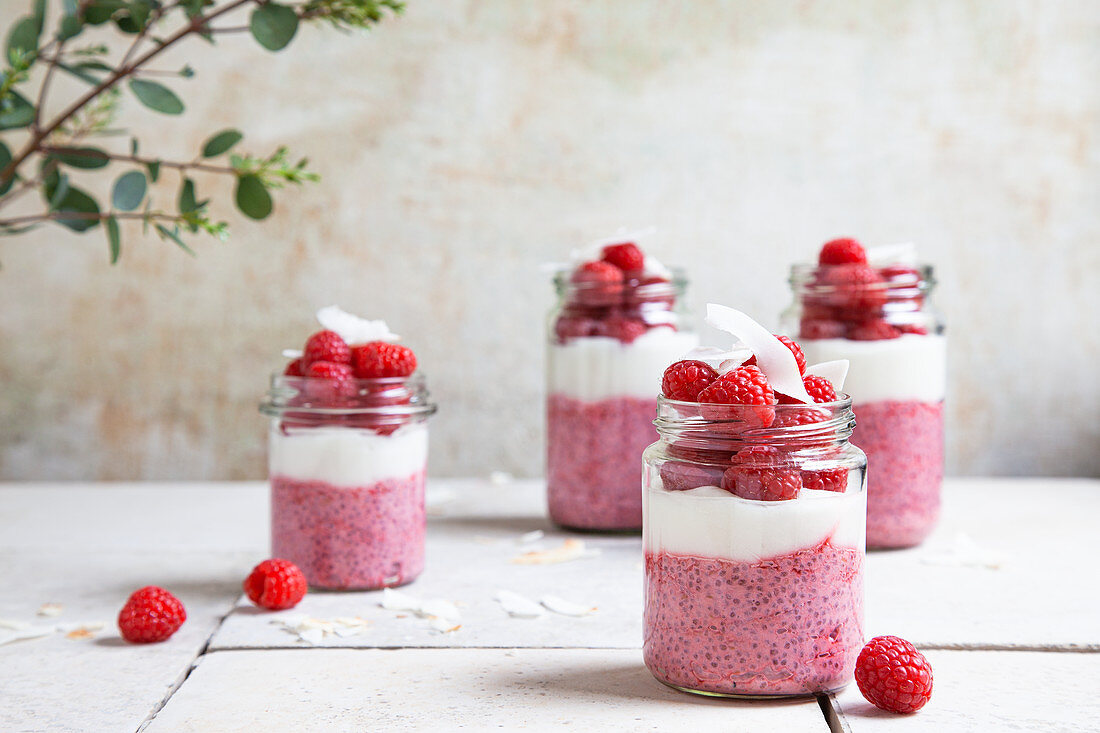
[546,394,657,530]
[271,468,426,590]
[644,541,864,697]
[852,400,943,549]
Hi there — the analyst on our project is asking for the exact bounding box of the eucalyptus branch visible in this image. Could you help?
[40,145,236,174]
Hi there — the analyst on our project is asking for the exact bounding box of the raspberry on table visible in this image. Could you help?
[302,330,351,367]
[818,237,868,265]
[848,319,902,341]
[661,360,718,401]
[244,559,308,610]
[352,341,417,378]
[118,586,186,644]
[744,334,807,375]
[601,242,645,272]
[855,635,934,714]
[721,445,802,501]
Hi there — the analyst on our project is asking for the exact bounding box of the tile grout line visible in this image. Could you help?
[134,600,241,733]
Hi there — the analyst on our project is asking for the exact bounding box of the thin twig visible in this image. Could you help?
[40,146,236,174]
[0,210,180,227]
[34,40,67,133]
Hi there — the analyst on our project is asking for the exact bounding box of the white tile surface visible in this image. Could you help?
[827,649,1100,732]
[145,648,831,732]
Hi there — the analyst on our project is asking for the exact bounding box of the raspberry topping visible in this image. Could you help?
[802,467,848,492]
[721,446,802,501]
[283,357,305,377]
[855,636,934,714]
[818,237,868,265]
[698,365,776,407]
[599,315,648,343]
[818,263,887,317]
[554,315,600,342]
[601,242,645,272]
[244,559,308,611]
[118,586,186,643]
[799,318,846,340]
[352,341,417,378]
[659,460,726,492]
[302,330,351,367]
[304,360,356,402]
[802,375,838,403]
[745,334,807,375]
[572,260,623,285]
[848,319,901,341]
[306,361,353,380]
[661,360,719,401]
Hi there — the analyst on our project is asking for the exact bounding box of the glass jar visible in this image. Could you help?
[780,263,945,548]
[547,269,698,531]
[259,373,437,589]
[642,397,867,697]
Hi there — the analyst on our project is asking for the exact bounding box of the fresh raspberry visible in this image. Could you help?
[848,319,901,341]
[855,636,934,714]
[659,460,726,491]
[352,341,417,378]
[818,237,868,265]
[698,365,775,406]
[601,242,645,272]
[306,360,353,380]
[803,374,838,402]
[302,330,350,367]
[553,315,599,342]
[570,260,624,306]
[802,467,848,492]
[744,334,807,375]
[800,318,846,340]
[304,361,356,401]
[661,360,719,401]
[817,263,887,318]
[772,405,830,428]
[599,315,648,344]
[244,559,308,610]
[573,260,623,284]
[721,446,801,501]
[284,358,305,377]
[118,586,186,643]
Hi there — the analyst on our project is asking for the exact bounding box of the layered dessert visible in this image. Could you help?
[262,307,436,590]
[789,239,945,548]
[642,306,866,697]
[547,239,697,531]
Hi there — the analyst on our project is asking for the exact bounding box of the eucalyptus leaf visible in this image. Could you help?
[234,174,271,219]
[33,0,48,33]
[44,171,70,209]
[0,141,13,196]
[52,184,101,232]
[130,137,138,156]
[250,3,298,51]
[111,170,146,210]
[52,146,111,169]
[128,79,184,115]
[57,13,82,40]
[146,160,160,182]
[0,91,34,130]
[56,62,99,84]
[6,17,40,58]
[178,177,197,213]
[201,129,242,158]
[82,0,127,25]
[155,223,195,256]
[106,215,120,263]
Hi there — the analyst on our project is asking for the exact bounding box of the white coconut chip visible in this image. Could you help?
[60,622,104,640]
[511,539,589,565]
[37,603,63,618]
[717,357,751,375]
[705,304,813,404]
[420,599,461,623]
[804,360,850,392]
[867,242,918,266]
[380,588,423,613]
[540,595,597,617]
[0,618,30,630]
[316,305,399,345]
[642,253,672,280]
[281,348,303,359]
[0,627,56,646]
[495,590,546,619]
[517,530,544,544]
[0,620,105,646]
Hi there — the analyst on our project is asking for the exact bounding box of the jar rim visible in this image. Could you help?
[654,394,856,447]
[788,263,936,292]
[552,265,690,293]
[259,371,438,418]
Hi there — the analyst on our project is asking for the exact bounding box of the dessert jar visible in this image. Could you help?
[260,374,438,590]
[642,398,867,697]
[781,264,945,548]
[547,270,698,531]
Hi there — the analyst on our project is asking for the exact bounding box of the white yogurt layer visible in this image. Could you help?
[643,479,866,562]
[799,334,945,404]
[548,328,699,401]
[269,423,428,488]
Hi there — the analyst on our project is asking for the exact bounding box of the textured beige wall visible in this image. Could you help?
[1,1,1097,480]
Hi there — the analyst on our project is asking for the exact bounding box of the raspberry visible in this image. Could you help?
[659,460,726,491]
[306,360,353,380]
[897,323,929,335]
[570,260,624,306]
[601,242,645,272]
[304,360,356,401]
[661,360,718,401]
[818,237,867,265]
[855,636,934,714]
[818,264,886,318]
[599,315,647,344]
[244,559,308,610]
[800,318,846,341]
[772,405,830,428]
[553,315,599,342]
[284,358,305,377]
[698,365,775,406]
[352,341,417,378]
[721,446,801,501]
[118,586,186,643]
[744,334,807,375]
[802,467,848,492]
[848,319,901,341]
[573,260,623,284]
[302,330,350,367]
[802,374,838,402]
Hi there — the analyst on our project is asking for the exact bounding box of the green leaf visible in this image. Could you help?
[55,62,100,85]
[82,0,127,25]
[0,141,13,196]
[44,170,70,209]
[201,129,242,158]
[0,91,34,130]
[51,146,111,169]
[57,14,83,40]
[130,137,138,156]
[155,223,195,256]
[111,170,146,210]
[52,184,100,232]
[180,64,194,78]
[106,215,120,263]
[63,0,78,14]
[250,3,298,51]
[33,0,48,33]
[234,174,272,219]
[178,177,197,213]
[6,17,40,58]
[146,160,160,182]
[128,79,184,114]
[115,1,152,34]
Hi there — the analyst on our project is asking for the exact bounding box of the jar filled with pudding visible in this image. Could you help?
[780,238,945,549]
[643,306,866,697]
[260,308,437,589]
[547,239,697,531]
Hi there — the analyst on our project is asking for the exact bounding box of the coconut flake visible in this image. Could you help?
[540,595,597,617]
[495,590,546,618]
[316,306,399,345]
[518,530,545,544]
[0,627,55,646]
[63,623,103,640]
[511,538,589,565]
[867,242,918,266]
[805,360,850,392]
[705,304,813,404]
[0,618,30,631]
[643,254,673,280]
[281,349,303,359]
[420,599,461,623]
[717,357,750,375]
[380,588,423,613]
[37,603,63,618]
[429,617,462,633]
